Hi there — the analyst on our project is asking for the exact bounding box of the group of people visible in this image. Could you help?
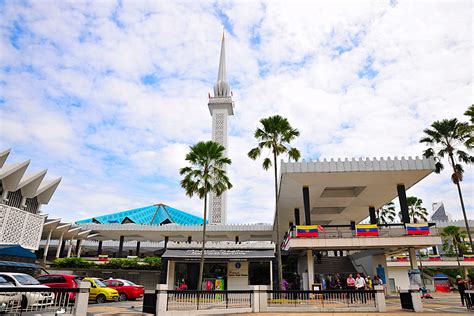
[456,274,474,309]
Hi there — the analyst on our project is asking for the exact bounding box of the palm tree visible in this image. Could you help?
[441,225,468,257]
[420,118,474,250]
[406,196,428,223]
[248,115,300,290]
[180,141,232,288]
[376,202,396,224]
[463,104,474,147]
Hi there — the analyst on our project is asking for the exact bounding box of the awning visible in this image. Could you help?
[0,260,40,268]
[0,244,36,259]
[162,249,274,260]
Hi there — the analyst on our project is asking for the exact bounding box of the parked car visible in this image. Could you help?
[36,274,80,301]
[103,279,144,301]
[82,277,119,303]
[0,276,22,312]
[0,273,54,308]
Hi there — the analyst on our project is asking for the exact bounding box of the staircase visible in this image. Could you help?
[314,256,357,275]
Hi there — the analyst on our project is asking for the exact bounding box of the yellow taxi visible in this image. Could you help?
[83,277,119,303]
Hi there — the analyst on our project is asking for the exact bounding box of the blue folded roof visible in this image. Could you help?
[75,204,205,226]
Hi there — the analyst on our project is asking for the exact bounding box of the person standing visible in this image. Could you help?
[355,273,367,303]
[347,274,356,303]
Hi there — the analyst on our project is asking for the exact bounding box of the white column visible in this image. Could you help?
[75,281,91,316]
[67,238,74,257]
[408,248,418,269]
[77,240,83,258]
[269,260,273,290]
[307,249,314,290]
[374,285,387,312]
[43,229,53,263]
[55,232,64,258]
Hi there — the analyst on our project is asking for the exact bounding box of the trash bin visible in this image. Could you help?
[142,290,157,314]
[399,290,414,310]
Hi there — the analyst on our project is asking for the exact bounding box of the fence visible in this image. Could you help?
[0,282,90,315]
[155,285,386,314]
[267,289,376,308]
[166,290,252,311]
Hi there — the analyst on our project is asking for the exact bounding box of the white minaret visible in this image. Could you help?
[208,32,234,225]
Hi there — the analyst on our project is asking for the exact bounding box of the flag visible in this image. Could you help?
[463,254,474,261]
[428,254,441,261]
[396,256,408,262]
[405,223,430,235]
[295,225,319,237]
[317,225,325,232]
[356,224,379,236]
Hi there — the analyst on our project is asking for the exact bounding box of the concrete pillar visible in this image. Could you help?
[167,261,175,290]
[43,228,53,263]
[118,235,124,258]
[252,285,260,312]
[294,208,300,225]
[269,260,273,290]
[307,249,314,290]
[97,240,103,256]
[374,285,387,312]
[302,187,311,225]
[257,285,268,312]
[67,238,74,257]
[369,206,377,224]
[136,241,141,256]
[75,239,81,254]
[397,184,410,223]
[408,247,418,269]
[410,290,423,312]
[75,281,91,316]
[156,284,168,314]
[55,232,64,258]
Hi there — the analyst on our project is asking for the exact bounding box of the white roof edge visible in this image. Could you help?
[36,177,61,204]
[17,170,47,189]
[77,223,274,232]
[0,149,10,168]
[281,156,436,174]
[0,160,30,180]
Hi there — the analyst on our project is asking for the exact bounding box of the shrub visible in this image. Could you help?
[143,256,161,269]
[103,258,140,269]
[52,257,95,268]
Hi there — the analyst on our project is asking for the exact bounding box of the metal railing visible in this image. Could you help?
[165,290,253,311]
[267,289,376,308]
[0,287,80,315]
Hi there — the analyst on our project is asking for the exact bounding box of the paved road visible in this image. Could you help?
[86,292,471,315]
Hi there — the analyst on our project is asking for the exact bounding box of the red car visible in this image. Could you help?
[103,279,144,301]
[36,274,80,301]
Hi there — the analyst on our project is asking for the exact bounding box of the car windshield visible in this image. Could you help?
[16,274,40,285]
[94,279,107,288]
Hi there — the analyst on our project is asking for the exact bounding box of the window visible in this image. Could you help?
[36,276,51,284]
[15,274,40,285]
[0,276,12,286]
[249,262,270,285]
[0,275,16,285]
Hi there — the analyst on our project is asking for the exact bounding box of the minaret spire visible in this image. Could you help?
[214,30,230,97]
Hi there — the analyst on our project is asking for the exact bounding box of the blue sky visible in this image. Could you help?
[0,0,472,223]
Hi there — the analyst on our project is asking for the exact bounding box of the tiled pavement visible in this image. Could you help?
[86,292,472,315]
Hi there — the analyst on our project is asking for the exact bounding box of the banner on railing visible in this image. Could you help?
[463,254,474,261]
[98,254,109,261]
[428,254,441,261]
[295,225,319,237]
[356,224,378,236]
[405,223,430,235]
[396,256,408,262]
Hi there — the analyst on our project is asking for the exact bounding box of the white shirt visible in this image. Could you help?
[355,277,366,289]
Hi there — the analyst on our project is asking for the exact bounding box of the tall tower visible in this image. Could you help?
[208,33,234,225]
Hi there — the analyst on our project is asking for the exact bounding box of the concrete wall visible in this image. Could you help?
[387,266,434,293]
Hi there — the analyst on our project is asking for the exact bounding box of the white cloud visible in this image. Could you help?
[0,0,472,225]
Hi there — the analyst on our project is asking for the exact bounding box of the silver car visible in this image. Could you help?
[0,273,54,308]
[0,276,22,312]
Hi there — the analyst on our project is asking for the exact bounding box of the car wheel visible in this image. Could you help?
[119,293,128,302]
[96,294,106,304]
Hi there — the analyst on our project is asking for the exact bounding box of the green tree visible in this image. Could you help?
[463,104,474,147]
[441,225,468,257]
[180,141,232,289]
[420,118,474,250]
[376,202,396,224]
[406,196,428,222]
[248,115,300,289]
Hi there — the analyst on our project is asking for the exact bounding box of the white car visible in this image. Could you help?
[0,276,22,311]
[0,273,54,308]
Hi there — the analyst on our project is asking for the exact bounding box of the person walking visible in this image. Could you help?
[455,275,467,306]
